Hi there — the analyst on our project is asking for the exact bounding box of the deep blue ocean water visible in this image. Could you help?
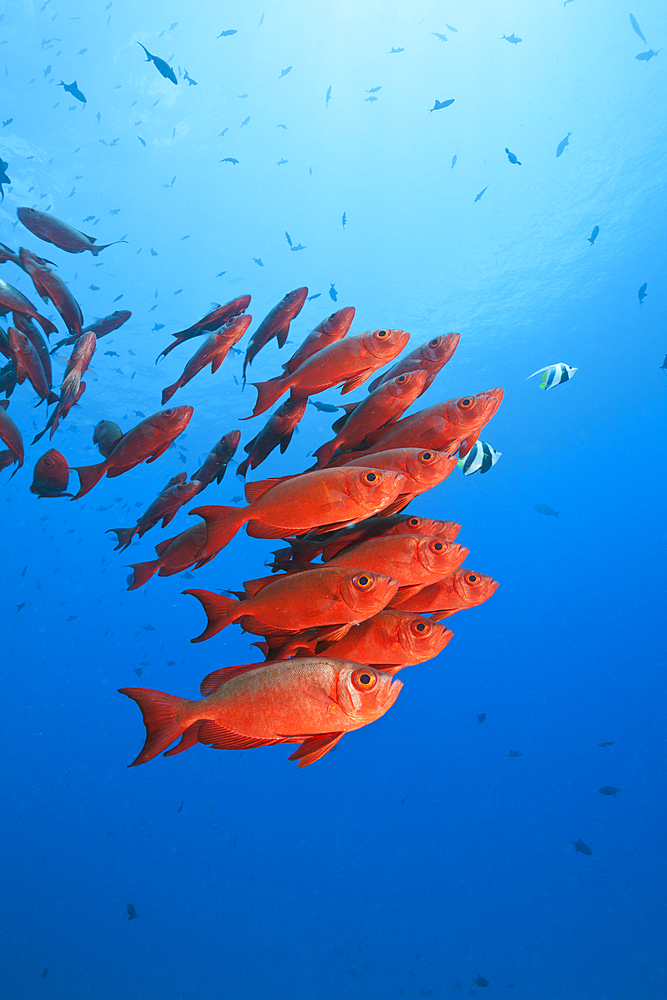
[1,2,665,998]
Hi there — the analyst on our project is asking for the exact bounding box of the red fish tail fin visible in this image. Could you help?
[247,377,289,418]
[126,559,159,590]
[236,456,250,478]
[118,687,192,765]
[189,505,246,564]
[161,381,179,405]
[106,527,136,552]
[90,239,127,256]
[37,314,58,337]
[47,389,59,405]
[183,588,240,642]
[312,439,338,468]
[71,460,108,499]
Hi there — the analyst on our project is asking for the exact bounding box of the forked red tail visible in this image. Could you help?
[118,687,192,765]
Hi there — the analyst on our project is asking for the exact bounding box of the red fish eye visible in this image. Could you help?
[460,398,472,408]
[352,668,377,691]
[409,517,420,526]
[414,621,428,633]
[420,451,435,462]
[466,573,479,585]
[353,573,373,590]
[163,408,175,416]
[431,540,444,552]
[376,329,389,338]
[362,470,378,484]
[428,338,440,348]
[43,459,52,468]
[397,374,407,382]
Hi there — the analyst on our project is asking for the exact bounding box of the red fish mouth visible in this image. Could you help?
[382,676,403,709]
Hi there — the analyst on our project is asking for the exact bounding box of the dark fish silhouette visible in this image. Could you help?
[431,32,447,42]
[277,158,287,165]
[638,282,647,304]
[476,713,486,724]
[600,786,620,797]
[279,66,292,78]
[58,80,86,102]
[629,13,646,45]
[342,212,347,228]
[217,29,237,38]
[501,33,522,44]
[505,147,521,165]
[451,154,457,169]
[2,119,13,127]
[572,839,592,855]
[220,157,239,164]
[556,131,573,157]
[535,503,558,517]
[365,96,377,103]
[241,116,251,126]
[183,70,197,86]
[429,98,455,112]
[445,23,458,31]
[473,977,489,989]
[0,158,10,201]
[137,42,177,85]
[127,903,138,920]
[253,257,263,266]
[307,293,321,300]
[326,85,332,106]
[285,231,293,247]
[474,185,488,202]
[659,354,667,372]
[329,283,337,301]
[137,136,147,146]
[308,400,340,413]
[507,750,522,757]
[587,225,599,245]
[598,741,615,747]
[389,47,404,53]
[635,49,659,61]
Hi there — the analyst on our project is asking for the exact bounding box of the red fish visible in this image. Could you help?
[43,330,97,440]
[19,247,84,339]
[185,565,399,643]
[119,656,403,767]
[30,448,72,497]
[242,287,308,382]
[0,242,22,267]
[12,313,54,395]
[367,332,460,393]
[0,276,58,337]
[17,207,126,256]
[325,534,468,591]
[190,430,241,489]
[356,389,504,459]
[107,473,203,551]
[190,466,407,566]
[92,419,123,458]
[161,314,251,404]
[280,306,355,375]
[127,522,207,590]
[8,327,59,405]
[389,568,499,618]
[72,405,193,499]
[338,448,459,514]
[50,309,131,354]
[0,399,23,476]
[313,369,428,468]
[236,396,308,478]
[0,360,17,399]
[156,295,251,363]
[248,328,411,418]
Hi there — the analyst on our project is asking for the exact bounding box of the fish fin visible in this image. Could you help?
[278,427,296,454]
[428,609,457,620]
[458,432,480,458]
[312,439,339,468]
[71,460,108,499]
[154,535,176,557]
[197,721,283,751]
[525,366,551,380]
[243,433,259,454]
[244,475,293,503]
[276,323,290,349]
[118,687,192,765]
[161,382,179,405]
[126,560,159,590]
[47,389,59,405]
[162,721,203,756]
[236,456,250,478]
[288,732,345,767]
[250,640,271,659]
[310,622,352,645]
[246,377,289,418]
[242,576,276,598]
[106,527,136,551]
[189,504,247,562]
[377,494,412,517]
[330,403,358,433]
[36,313,58,337]
[183,588,241,641]
[199,662,267,696]
[246,519,294,539]
[145,440,173,464]
[393,584,427,603]
[340,369,372,394]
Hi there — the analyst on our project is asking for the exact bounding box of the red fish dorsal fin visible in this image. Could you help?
[287,732,344,767]
[154,535,177,557]
[199,662,267,696]
[244,474,294,503]
[242,575,276,598]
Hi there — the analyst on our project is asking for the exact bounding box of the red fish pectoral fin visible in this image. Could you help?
[458,431,481,458]
[161,382,180,405]
[145,440,174,464]
[118,687,193,765]
[288,732,345,767]
[341,369,373,394]
[197,721,283,751]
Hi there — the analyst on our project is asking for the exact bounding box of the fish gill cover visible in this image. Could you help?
[0,2,665,999]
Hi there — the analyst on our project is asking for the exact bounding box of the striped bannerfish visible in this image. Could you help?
[526,362,577,390]
[458,440,501,476]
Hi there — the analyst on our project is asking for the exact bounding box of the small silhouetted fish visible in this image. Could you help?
[0,158,11,201]
[137,43,177,84]
[505,147,521,164]
[445,23,458,31]
[507,750,522,757]
[629,13,646,44]
[451,154,457,169]
[231,495,242,502]
[329,283,337,301]
[367,86,381,93]
[104,351,120,357]
[279,66,292,78]
[635,49,659,61]
[342,212,347,228]
[307,293,321,300]
[572,839,592,855]
[182,571,194,579]
[2,119,13,127]
[535,504,558,518]
[429,98,455,112]
[365,96,377,103]
[599,786,620,797]
[143,624,155,631]
[42,969,48,978]
[556,131,573,157]
[308,400,340,412]
[598,741,615,747]
[277,158,287,165]
[17,603,25,612]
[276,124,287,129]
[253,257,263,266]
[177,801,184,812]
[389,47,404,53]
[326,85,332,106]
[474,185,488,202]
[501,33,521,44]
[473,977,489,988]
[431,32,447,42]
[217,29,237,38]
[587,225,599,245]
[221,157,238,164]
[134,668,142,676]
[127,903,137,920]
[137,136,146,146]
[58,80,86,102]
[638,282,647,304]
[476,713,486,724]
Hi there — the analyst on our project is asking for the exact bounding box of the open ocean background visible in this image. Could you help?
[1,1,665,997]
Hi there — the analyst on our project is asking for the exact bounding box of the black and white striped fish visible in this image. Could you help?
[458,440,501,476]
[526,362,577,390]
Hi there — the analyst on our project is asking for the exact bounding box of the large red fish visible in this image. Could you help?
[313,369,428,468]
[325,534,468,590]
[8,327,59,405]
[119,656,403,767]
[30,448,72,497]
[156,295,251,363]
[50,309,131,354]
[236,396,308,478]
[0,399,23,476]
[189,466,407,566]
[242,287,308,382]
[0,276,58,337]
[389,568,499,618]
[17,207,126,256]
[367,332,460,393]
[72,405,193,499]
[161,314,251,404]
[247,327,411,418]
[337,448,459,514]
[107,473,203,551]
[280,306,355,375]
[92,419,123,458]
[12,313,54,395]
[0,242,21,267]
[19,247,84,340]
[190,430,241,489]
[185,565,399,643]
[356,389,504,459]
[41,330,97,441]
[127,522,207,590]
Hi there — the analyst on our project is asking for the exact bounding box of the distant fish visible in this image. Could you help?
[445,23,458,31]
[342,212,346,228]
[127,903,138,920]
[365,96,377,103]
[58,80,86,102]
[431,32,447,42]
[556,131,573,157]
[572,839,592,855]
[429,98,455,112]
[534,504,559,518]
[308,400,340,413]
[476,713,486,724]
[587,225,599,245]
[598,741,615,747]
[638,282,647,304]
[307,293,321,300]
[505,147,521,165]
[253,257,263,266]
[326,85,332,107]
[526,362,577,390]
[474,185,489,202]
[285,231,293,247]
[501,33,522,44]
[473,977,490,988]
[137,42,177,84]
[629,13,646,45]
[241,116,250,126]
[0,158,10,201]
[329,283,337,301]
[507,750,522,757]
[599,786,620,797]
[458,440,501,476]
[183,69,197,86]
[451,154,457,170]
[366,86,381,93]
[279,66,292,78]
[220,157,239,164]
[137,136,146,146]
[635,49,659,61]
[277,158,287,165]
[389,47,404,53]
[276,124,287,129]
[217,28,237,38]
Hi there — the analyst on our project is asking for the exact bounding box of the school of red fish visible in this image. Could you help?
[1,208,503,769]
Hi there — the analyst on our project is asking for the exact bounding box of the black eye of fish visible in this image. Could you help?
[397,375,407,382]
[352,668,377,691]
[363,471,378,483]
[163,408,174,416]
[461,398,472,407]
[467,573,478,583]
[409,517,420,526]
[376,330,388,338]
[356,575,371,588]
[415,622,427,632]
[429,338,440,347]
[421,451,434,461]
[433,541,443,551]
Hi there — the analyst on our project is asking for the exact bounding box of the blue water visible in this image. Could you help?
[1,2,666,998]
